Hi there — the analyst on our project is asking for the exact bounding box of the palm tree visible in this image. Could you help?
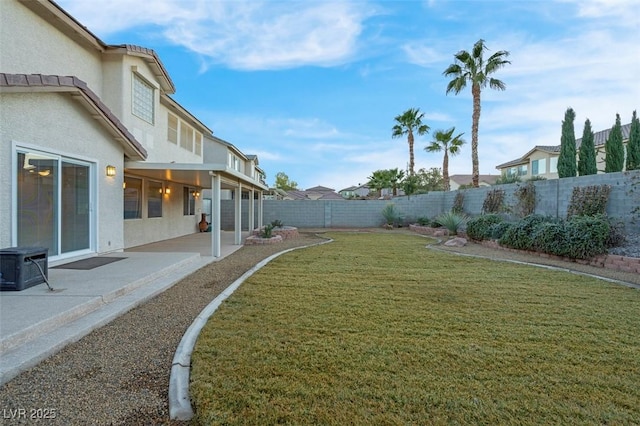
[392,108,430,176]
[443,39,510,187]
[425,127,466,191]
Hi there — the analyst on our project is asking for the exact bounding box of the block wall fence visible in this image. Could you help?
[220,170,640,233]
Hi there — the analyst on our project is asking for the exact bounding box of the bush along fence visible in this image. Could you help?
[463,211,640,274]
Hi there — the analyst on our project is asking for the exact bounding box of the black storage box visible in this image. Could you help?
[0,247,49,291]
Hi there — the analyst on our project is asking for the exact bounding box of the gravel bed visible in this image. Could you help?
[608,232,640,259]
[0,230,637,425]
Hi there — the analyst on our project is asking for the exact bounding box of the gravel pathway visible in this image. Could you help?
[0,230,636,425]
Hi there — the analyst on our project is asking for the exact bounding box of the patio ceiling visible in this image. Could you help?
[124,161,268,191]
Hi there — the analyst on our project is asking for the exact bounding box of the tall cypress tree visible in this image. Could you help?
[577,118,597,175]
[557,107,577,178]
[605,113,624,173]
[626,110,640,171]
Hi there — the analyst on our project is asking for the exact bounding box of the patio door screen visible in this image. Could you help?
[16,150,93,258]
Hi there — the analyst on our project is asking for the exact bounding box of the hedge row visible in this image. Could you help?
[466,214,620,260]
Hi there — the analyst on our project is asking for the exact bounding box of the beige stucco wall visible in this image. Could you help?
[0,0,104,95]
[112,55,204,164]
[0,92,125,256]
[529,151,559,179]
[123,183,204,248]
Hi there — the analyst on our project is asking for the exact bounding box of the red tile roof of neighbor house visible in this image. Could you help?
[0,73,147,160]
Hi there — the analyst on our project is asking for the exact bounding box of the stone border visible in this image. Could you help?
[408,224,449,237]
[251,226,300,240]
[244,235,283,245]
[168,236,332,421]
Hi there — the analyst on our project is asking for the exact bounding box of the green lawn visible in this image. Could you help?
[190,232,640,425]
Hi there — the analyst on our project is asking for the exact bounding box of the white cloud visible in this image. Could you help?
[58,0,374,70]
[402,43,445,68]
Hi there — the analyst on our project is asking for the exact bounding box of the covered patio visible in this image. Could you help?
[124,161,267,257]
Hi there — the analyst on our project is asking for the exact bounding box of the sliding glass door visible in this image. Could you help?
[16,150,94,258]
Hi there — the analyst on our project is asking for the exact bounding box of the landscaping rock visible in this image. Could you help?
[444,237,467,247]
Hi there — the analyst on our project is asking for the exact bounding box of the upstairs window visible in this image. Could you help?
[194,133,202,156]
[228,153,242,172]
[170,114,201,156]
[180,125,194,152]
[168,113,178,144]
[532,159,546,176]
[132,74,154,124]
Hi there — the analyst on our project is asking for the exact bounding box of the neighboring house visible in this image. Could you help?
[339,184,371,198]
[0,0,267,260]
[496,123,632,179]
[449,175,499,191]
[303,186,343,200]
[268,186,343,200]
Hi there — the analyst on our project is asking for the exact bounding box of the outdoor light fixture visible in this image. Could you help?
[106,165,116,177]
[164,187,171,195]
[191,190,200,198]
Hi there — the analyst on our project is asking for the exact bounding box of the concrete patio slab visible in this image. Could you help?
[0,231,247,386]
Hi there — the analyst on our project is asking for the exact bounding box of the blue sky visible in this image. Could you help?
[58,0,639,191]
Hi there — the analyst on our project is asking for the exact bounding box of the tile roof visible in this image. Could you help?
[113,44,175,93]
[306,185,335,192]
[0,73,147,160]
[577,123,631,148]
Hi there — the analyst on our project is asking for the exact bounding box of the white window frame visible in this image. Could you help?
[132,73,154,124]
[168,112,178,144]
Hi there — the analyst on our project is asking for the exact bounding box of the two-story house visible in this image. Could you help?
[496,123,632,180]
[0,0,267,261]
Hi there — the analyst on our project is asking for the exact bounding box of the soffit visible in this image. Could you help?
[123,162,268,191]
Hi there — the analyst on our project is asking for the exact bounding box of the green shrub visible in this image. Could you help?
[564,215,610,259]
[466,214,504,241]
[271,219,284,228]
[498,214,550,251]
[434,212,468,235]
[416,217,431,226]
[260,223,274,238]
[532,221,570,257]
[430,219,443,228]
[495,174,521,185]
[489,222,512,240]
[381,203,404,227]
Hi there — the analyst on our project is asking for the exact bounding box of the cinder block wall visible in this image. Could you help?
[220,171,640,233]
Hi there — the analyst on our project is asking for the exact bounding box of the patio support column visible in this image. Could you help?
[257,190,263,228]
[211,173,221,257]
[234,182,242,245]
[248,188,255,232]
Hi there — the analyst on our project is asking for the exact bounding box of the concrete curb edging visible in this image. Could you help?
[168,237,333,421]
